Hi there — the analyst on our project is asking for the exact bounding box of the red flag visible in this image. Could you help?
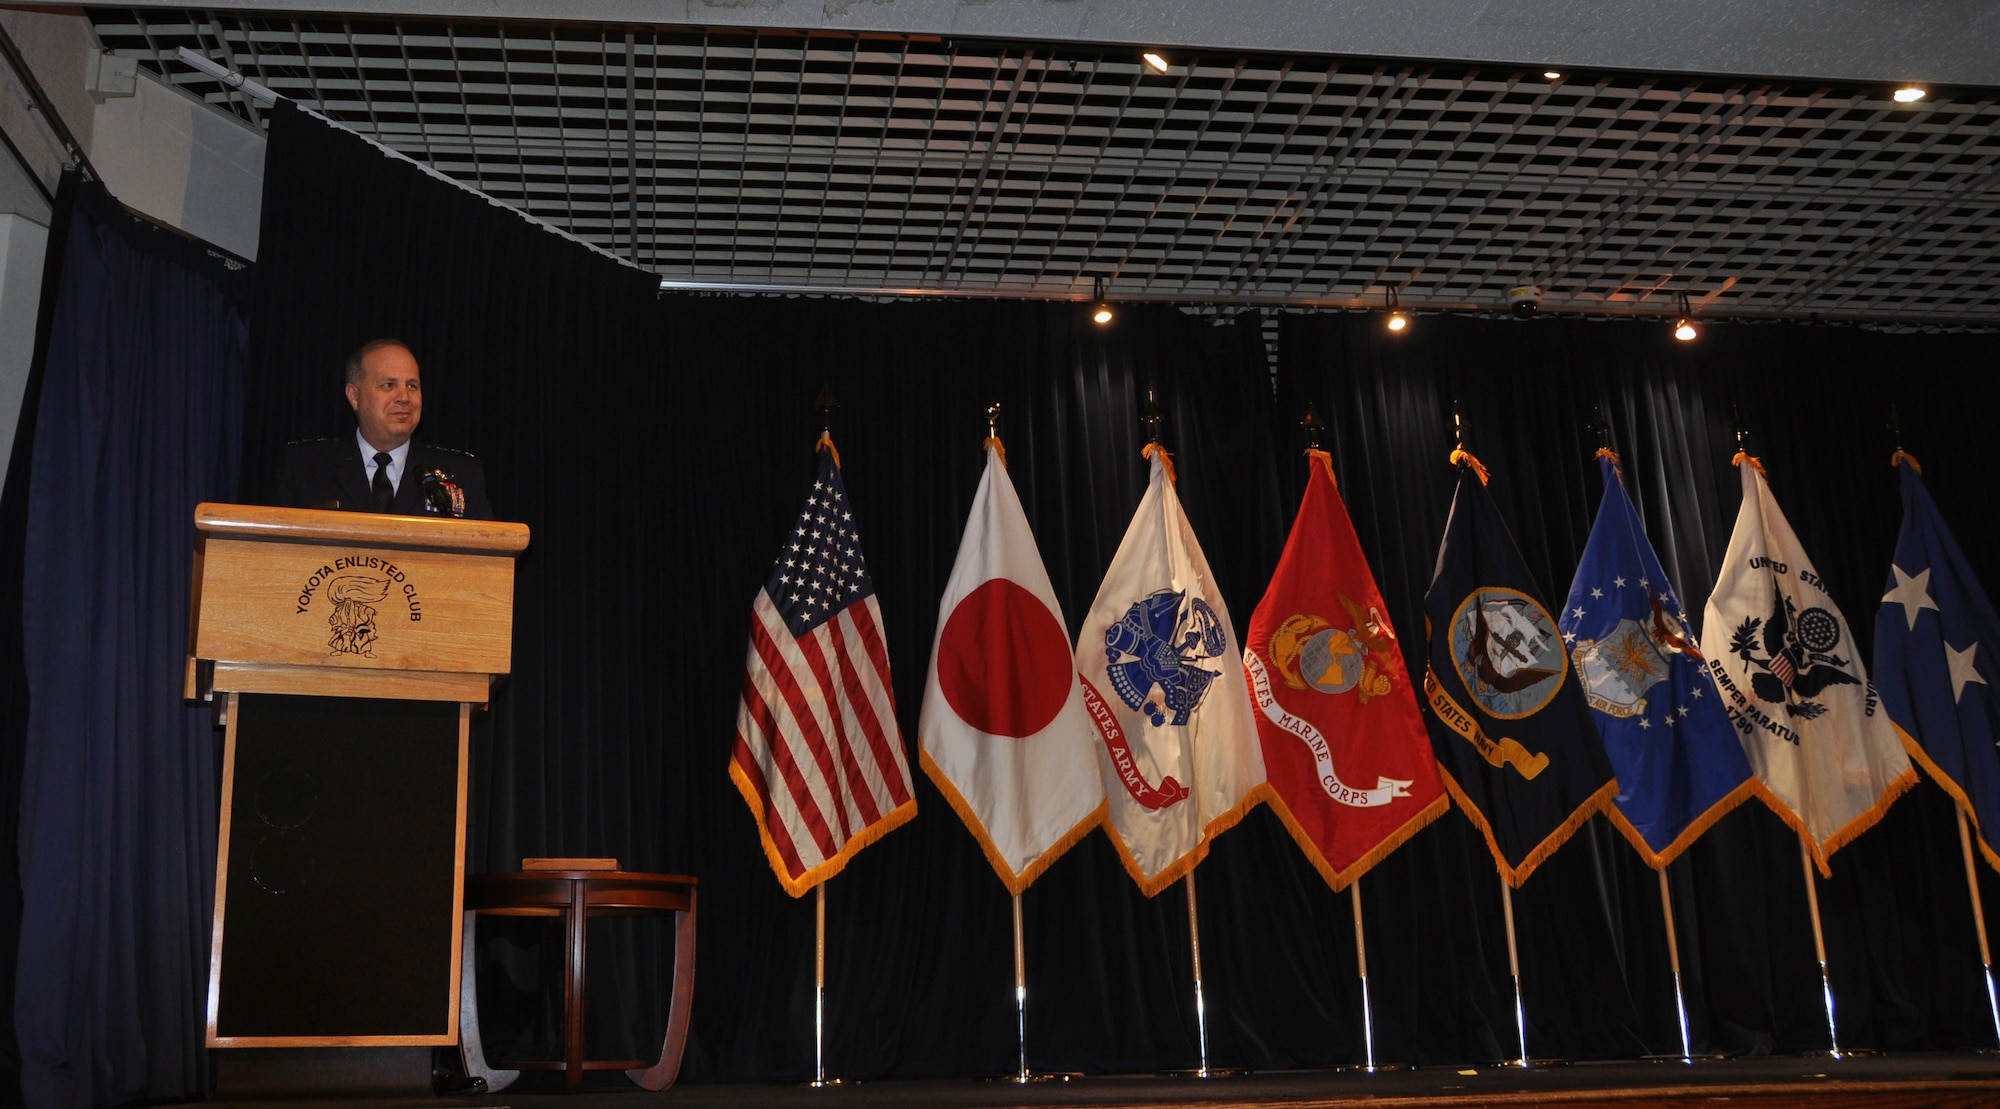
[731,436,917,896]
[1243,451,1446,888]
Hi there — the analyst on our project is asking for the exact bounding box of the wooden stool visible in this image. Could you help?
[457,863,696,1093]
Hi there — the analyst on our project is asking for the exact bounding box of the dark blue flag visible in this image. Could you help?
[1875,455,2000,870]
[1423,455,1617,886]
[1560,452,1773,867]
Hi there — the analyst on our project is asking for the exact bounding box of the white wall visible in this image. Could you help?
[0,210,48,490]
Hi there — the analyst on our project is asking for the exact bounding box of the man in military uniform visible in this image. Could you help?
[273,338,492,520]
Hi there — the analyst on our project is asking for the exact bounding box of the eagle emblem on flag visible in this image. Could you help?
[1727,591,1859,721]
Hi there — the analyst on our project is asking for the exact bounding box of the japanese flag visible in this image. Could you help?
[918,440,1105,894]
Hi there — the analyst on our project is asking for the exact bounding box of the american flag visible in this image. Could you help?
[730,437,916,896]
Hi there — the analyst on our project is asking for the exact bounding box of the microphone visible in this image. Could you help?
[421,470,458,517]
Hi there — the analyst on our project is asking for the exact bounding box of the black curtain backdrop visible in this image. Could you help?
[8,173,250,1108]
[239,100,2000,1089]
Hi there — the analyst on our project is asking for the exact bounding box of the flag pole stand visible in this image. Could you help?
[1499,877,1534,1068]
[1954,807,2000,1051]
[1164,871,1240,1078]
[991,892,1073,1084]
[1797,840,1865,1060]
[1639,864,1723,1063]
[806,883,847,1088]
[1341,876,1408,1073]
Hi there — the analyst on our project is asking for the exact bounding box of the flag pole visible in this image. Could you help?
[1012,893,1030,1082]
[1657,866,1694,1063]
[1351,877,1381,1072]
[1955,806,2000,1046]
[809,882,840,1087]
[1797,840,1844,1058]
[1185,870,1216,1078]
[1501,876,1530,1068]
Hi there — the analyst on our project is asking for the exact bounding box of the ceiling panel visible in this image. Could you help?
[86,8,2000,322]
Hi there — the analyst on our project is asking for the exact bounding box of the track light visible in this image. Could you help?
[1142,51,1170,74]
[1673,291,1699,342]
[1092,277,1114,325]
[1385,287,1409,333]
[1893,85,1927,103]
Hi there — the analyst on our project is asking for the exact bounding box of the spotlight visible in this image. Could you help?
[1384,287,1409,333]
[1092,277,1114,325]
[1673,291,1699,341]
[1506,284,1542,319]
[1142,51,1170,73]
[1543,70,1563,80]
[1893,85,1927,103]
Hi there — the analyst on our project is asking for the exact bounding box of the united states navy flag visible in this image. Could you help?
[1560,451,1777,868]
[1423,451,1617,886]
[1876,453,2000,872]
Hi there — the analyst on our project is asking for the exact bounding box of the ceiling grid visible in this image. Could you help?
[81,8,2000,322]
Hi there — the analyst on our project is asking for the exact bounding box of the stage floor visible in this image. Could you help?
[202,1052,2000,1108]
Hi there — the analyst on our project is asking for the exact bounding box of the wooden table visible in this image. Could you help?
[457,869,697,1093]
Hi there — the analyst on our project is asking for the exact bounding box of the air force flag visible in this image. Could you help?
[1875,454,2000,872]
[1560,451,1773,867]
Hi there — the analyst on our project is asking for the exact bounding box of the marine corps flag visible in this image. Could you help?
[1244,450,1446,889]
[1423,451,1617,887]
[1874,454,2000,870]
[1700,454,1915,876]
[731,435,918,897]
[1075,444,1265,896]
[1561,451,1776,868]
[920,439,1106,894]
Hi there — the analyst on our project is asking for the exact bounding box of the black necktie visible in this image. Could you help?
[371,451,394,511]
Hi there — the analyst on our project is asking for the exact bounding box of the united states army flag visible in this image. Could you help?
[919,439,1106,894]
[1700,454,1915,876]
[1074,445,1265,896]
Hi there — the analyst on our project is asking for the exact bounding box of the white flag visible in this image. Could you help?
[918,441,1106,894]
[1700,456,1916,875]
[1073,446,1266,895]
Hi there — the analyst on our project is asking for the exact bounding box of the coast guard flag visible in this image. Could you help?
[1244,450,1446,889]
[731,435,917,897]
[1074,445,1265,896]
[1700,454,1914,876]
[1875,454,2000,872]
[1423,453,1616,887]
[1561,451,1772,868]
[920,439,1106,894]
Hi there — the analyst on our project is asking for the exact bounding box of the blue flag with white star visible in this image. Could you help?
[1875,456,2000,871]
[1560,453,1768,867]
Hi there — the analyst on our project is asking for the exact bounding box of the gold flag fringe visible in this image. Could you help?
[1306,448,1338,489]
[1730,450,1765,476]
[1900,724,2000,874]
[1891,449,1923,475]
[1109,783,1271,898]
[1449,446,1490,485]
[1601,775,1791,870]
[816,431,842,470]
[984,435,1008,468]
[1594,446,1624,482]
[1437,768,1619,888]
[918,747,1106,896]
[1142,441,1177,485]
[1262,785,1449,892]
[729,758,918,899]
[1809,763,1918,877]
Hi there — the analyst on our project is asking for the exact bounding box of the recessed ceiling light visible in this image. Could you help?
[1143,52,1170,73]
[1893,85,1927,103]
[1543,70,1563,80]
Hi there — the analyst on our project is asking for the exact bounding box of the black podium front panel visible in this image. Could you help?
[213,693,462,1043]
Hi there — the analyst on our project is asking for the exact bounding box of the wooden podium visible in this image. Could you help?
[186,503,529,1048]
